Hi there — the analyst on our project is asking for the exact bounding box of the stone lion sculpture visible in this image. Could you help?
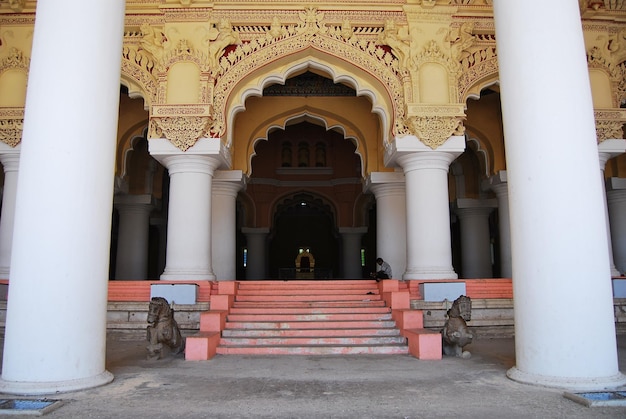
[441,295,473,359]
[146,296,185,360]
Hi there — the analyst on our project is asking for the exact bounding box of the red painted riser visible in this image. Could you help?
[224,320,398,329]
[235,294,381,302]
[229,307,391,314]
[215,345,410,355]
[222,328,402,338]
[236,289,380,295]
[220,335,406,345]
[226,313,392,322]
[232,301,387,308]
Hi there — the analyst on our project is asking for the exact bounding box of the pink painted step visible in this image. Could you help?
[216,345,409,355]
[227,313,392,322]
[222,328,401,338]
[211,280,414,357]
[232,300,387,308]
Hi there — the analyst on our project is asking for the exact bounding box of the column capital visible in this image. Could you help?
[385,135,465,170]
[454,198,497,219]
[363,171,405,196]
[149,138,230,174]
[242,227,270,235]
[598,139,626,169]
[213,170,247,196]
[0,143,21,172]
[338,227,368,235]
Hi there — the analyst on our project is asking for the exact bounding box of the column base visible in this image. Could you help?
[403,269,458,280]
[0,371,113,395]
[160,270,216,281]
[507,367,626,391]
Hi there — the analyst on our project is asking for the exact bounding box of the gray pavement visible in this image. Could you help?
[2,335,626,418]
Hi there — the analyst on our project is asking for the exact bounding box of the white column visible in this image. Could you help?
[386,136,465,280]
[607,178,626,275]
[150,138,226,281]
[114,194,155,280]
[365,172,407,279]
[598,140,626,276]
[493,0,625,389]
[339,227,368,278]
[483,171,512,278]
[455,199,497,278]
[0,0,125,394]
[0,145,20,279]
[242,227,268,280]
[212,170,245,280]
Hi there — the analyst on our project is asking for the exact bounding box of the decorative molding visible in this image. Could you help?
[0,107,24,148]
[401,104,466,149]
[595,108,626,142]
[0,47,30,75]
[150,116,213,151]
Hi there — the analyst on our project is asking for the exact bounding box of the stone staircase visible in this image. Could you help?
[185,279,442,360]
[216,280,409,355]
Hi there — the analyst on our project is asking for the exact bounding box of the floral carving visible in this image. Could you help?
[402,112,465,149]
[150,116,213,151]
[0,117,23,147]
[0,47,30,74]
[594,109,626,142]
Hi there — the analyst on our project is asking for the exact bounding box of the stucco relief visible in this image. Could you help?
[0,108,23,148]
[595,109,626,142]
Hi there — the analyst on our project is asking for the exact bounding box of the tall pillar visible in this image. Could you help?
[0,145,20,279]
[0,0,125,394]
[493,0,625,389]
[212,170,245,280]
[242,227,268,279]
[149,138,226,281]
[339,227,368,278]
[114,194,155,280]
[598,139,626,276]
[455,199,497,278]
[607,178,626,275]
[386,136,465,280]
[483,171,512,278]
[364,172,407,278]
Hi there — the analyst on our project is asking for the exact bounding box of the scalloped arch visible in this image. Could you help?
[247,111,366,178]
[221,39,399,148]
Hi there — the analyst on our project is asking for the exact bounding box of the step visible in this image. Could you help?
[215,344,410,355]
[229,307,390,315]
[232,300,387,308]
[222,327,402,338]
[236,288,379,296]
[226,313,392,322]
[224,320,398,329]
[235,294,381,302]
[219,335,407,346]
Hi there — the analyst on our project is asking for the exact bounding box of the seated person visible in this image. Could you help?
[371,257,392,281]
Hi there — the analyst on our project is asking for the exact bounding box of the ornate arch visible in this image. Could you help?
[214,24,404,149]
[246,110,367,178]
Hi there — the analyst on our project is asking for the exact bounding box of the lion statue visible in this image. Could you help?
[146,296,185,360]
[441,295,473,359]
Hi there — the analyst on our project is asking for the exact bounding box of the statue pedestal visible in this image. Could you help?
[420,282,466,302]
[151,283,197,304]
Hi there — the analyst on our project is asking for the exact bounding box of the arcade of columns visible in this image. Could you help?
[0,0,625,395]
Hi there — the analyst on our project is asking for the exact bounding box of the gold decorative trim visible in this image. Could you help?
[0,108,24,148]
[401,104,465,149]
[0,47,30,75]
[150,116,213,151]
[595,108,626,142]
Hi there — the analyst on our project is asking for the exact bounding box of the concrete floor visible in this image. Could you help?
[1,334,624,418]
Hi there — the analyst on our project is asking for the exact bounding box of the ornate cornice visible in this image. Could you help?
[0,107,24,148]
[0,47,30,75]
[595,108,626,142]
[149,104,214,151]
[400,104,466,149]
